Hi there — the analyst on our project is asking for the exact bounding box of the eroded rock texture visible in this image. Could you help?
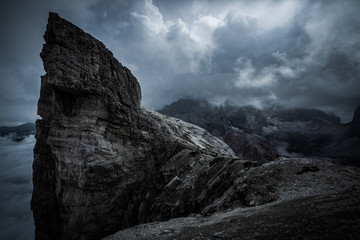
[104,157,360,240]
[32,13,360,240]
[159,99,279,162]
[31,13,254,240]
[160,98,360,163]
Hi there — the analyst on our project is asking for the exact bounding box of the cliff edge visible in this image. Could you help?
[32,13,360,240]
[32,12,245,240]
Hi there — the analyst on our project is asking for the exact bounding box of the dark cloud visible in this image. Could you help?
[0,0,359,125]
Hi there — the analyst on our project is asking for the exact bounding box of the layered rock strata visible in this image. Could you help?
[104,157,360,240]
[32,13,255,240]
[32,12,360,240]
[159,99,279,162]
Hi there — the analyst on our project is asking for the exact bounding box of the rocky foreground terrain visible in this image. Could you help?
[32,13,360,240]
[105,158,360,240]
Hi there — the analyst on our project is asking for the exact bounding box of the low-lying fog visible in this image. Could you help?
[0,136,34,240]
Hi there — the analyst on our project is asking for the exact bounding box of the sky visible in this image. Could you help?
[0,0,360,124]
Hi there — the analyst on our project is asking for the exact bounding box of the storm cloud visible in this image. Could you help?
[0,0,359,123]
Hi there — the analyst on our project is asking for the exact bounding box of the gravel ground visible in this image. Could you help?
[103,157,360,240]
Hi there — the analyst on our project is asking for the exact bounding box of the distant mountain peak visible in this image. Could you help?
[0,122,36,141]
[160,98,359,161]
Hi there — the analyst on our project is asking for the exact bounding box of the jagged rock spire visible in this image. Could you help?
[32,12,241,240]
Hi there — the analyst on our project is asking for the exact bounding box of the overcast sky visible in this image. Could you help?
[0,0,359,124]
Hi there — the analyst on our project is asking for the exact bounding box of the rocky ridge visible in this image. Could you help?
[32,13,360,240]
[159,99,278,162]
[32,13,249,240]
[160,99,360,163]
[104,157,360,240]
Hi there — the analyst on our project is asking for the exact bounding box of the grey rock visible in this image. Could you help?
[32,12,249,240]
[160,99,360,163]
[159,99,279,162]
[318,105,360,164]
[32,12,360,240]
[104,157,360,240]
[224,131,278,162]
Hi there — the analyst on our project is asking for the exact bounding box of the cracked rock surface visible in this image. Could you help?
[32,13,246,240]
[32,13,360,240]
[104,157,360,240]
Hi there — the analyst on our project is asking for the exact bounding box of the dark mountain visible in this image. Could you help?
[264,107,341,125]
[160,98,360,163]
[0,122,36,141]
[160,99,278,162]
[318,105,360,164]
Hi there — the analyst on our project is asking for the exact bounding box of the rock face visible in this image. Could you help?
[104,157,360,240]
[31,13,255,240]
[319,105,360,164]
[160,99,360,163]
[32,13,360,240]
[159,99,279,162]
[224,131,278,162]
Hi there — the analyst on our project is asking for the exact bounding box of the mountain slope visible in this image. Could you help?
[32,13,250,240]
[160,99,279,162]
[105,157,360,240]
[0,122,35,141]
[160,99,360,163]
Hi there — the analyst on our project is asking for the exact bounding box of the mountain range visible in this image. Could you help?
[0,122,35,141]
[159,99,360,165]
